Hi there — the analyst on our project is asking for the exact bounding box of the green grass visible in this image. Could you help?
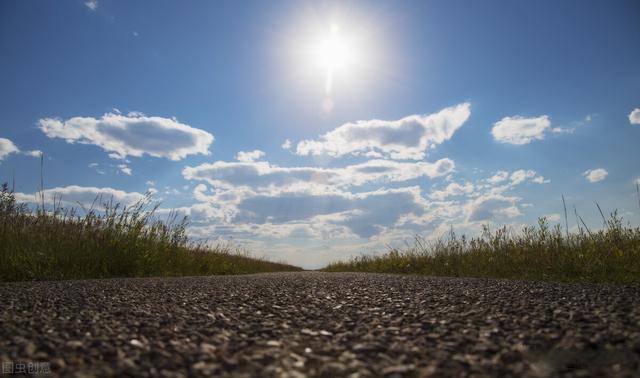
[0,183,301,281]
[323,213,640,284]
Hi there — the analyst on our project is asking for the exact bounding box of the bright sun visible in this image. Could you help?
[310,24,354,94]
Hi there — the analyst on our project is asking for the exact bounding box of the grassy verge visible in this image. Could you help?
[323,215,640,284]
[0,183,301,281]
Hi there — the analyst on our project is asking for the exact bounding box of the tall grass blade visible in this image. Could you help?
[562,194,569,238]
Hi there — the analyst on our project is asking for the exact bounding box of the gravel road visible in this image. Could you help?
[1,272,639,377]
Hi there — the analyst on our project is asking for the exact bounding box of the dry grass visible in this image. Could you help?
[323,204,640,284]
[0,183,301,281]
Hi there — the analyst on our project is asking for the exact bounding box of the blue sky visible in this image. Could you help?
[1,1,639,268]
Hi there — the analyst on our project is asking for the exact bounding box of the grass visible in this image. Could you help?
[323,204,640,284]
[0,183,301,282]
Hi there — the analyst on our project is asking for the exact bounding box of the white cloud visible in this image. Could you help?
[510,169,549,185]
[479,169,548,196]
[232,186,428,238]
[466,194,522,222]
[38,112,214,161]
[629,108,640,125]
[235,150,265,163]
[583,168,608,183]
[544,213,561,222]
[84,0,98,11]
[24,150,42,157]
[487,171,509,184]
[492,115,550,145]
[175,162,552,251]
[0,138,19,161]
[281,139,292,150]
[161,184,431,239]
[295,103,471,160]
[551,127,575,134]
[118,164,132,176]
[14,185,144,209]
[0,137,41,161]
[183,158,455,194]
[429,182,474,201]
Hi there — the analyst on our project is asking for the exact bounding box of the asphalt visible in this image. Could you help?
[1,272,639,377]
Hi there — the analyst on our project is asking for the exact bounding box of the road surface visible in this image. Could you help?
[1,272,639,377]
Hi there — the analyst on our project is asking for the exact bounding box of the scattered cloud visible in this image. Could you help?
[179,162,545,242]
[38,112,214,161]
[294,103,471,160]
[510,169,549,185]
[281,139,292,150]
[118,164,132,176]
[583,168,608,183]
[492,115,550,145]
[479,169,548,195]
[629,108,640,125]
[551,114,594,134]
[88,162,105,175]
[84,0,98,11]
[236,150,265,163]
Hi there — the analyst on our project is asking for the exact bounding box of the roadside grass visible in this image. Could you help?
[323,203,640,284]
[0,183,301,282]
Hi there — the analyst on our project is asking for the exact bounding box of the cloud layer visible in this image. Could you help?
[14,185,145,209]
[492,115,551,145]
[38,112,214,160]
[295,103,471,160]
[183,158,455,194]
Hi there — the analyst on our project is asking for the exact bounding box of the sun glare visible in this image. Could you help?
[310,23,355,94]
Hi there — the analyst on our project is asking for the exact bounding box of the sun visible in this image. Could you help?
[310,24,355,94]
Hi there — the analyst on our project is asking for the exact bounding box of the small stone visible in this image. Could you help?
[200,342,217,354]
[381,364,415,375]
[130,339,144,348]
[65,340,83,348]
[300,328,318,336]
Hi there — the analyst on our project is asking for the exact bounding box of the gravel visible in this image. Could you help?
[1,272,639,377]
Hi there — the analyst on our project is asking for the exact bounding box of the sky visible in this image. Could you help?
[1,1,639,268]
